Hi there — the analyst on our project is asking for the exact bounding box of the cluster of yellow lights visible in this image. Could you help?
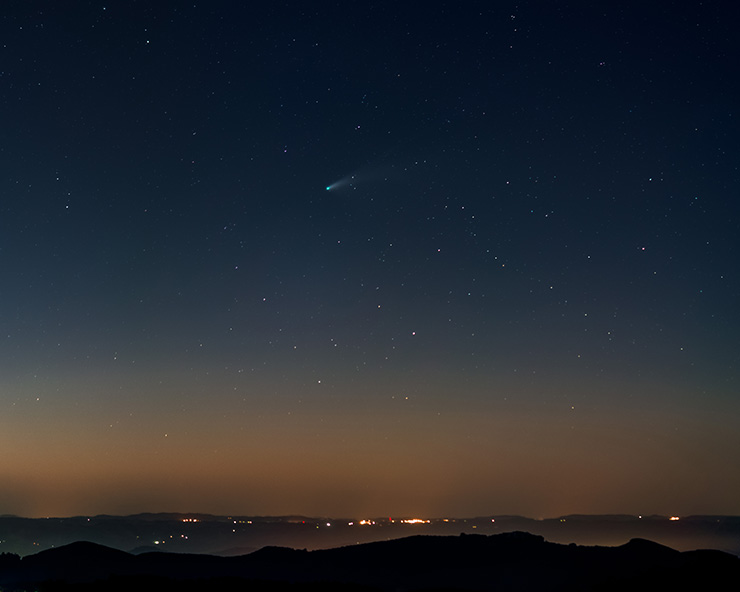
[349,518,432,525]
[181,518,199,523]
[669,516,680,521]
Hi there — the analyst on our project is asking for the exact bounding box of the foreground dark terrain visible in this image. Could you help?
[1,531,737,591]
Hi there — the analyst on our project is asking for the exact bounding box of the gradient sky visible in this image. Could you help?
[1,2,738,519]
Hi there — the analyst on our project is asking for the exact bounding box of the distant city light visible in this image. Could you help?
[669,516,680,521]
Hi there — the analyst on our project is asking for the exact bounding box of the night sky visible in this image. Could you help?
[2,2,738,519]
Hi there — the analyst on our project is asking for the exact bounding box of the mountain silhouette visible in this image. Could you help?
[0,531,737,591]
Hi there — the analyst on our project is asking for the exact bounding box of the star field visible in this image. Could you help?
[0,2,738,518]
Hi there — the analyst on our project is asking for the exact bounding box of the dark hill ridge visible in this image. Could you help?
[2,513,739,557]
[0,531,738,591]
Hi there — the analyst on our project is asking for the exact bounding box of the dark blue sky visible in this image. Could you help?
[1,1,738,517]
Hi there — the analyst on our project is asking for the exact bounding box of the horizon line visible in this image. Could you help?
[3,511,736,521]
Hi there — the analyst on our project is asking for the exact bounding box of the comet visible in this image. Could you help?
[325,162,398,192]
[325,175,356,192]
